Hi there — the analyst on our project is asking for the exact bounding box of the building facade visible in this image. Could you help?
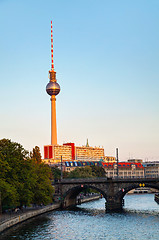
[143,162,159,178]
[102,162,144,178]
[43,142,109,164]
[104,156,116,163]
[44,144,72,163]
[75,146,104,161]
[127,159,143,163]
[63,161,102,172]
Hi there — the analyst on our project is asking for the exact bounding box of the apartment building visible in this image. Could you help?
[143,162,159,178]
[44,144,72,163]
[43,142,106,163]
[75,146,104,161]
[102,162,144,178]
[104,156,116,163]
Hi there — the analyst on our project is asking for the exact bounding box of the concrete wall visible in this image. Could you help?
[78,195,100,204]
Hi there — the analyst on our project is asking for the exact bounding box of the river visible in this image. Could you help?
[1,194,159,240]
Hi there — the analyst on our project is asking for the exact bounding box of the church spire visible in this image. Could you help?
[86,139,89,147]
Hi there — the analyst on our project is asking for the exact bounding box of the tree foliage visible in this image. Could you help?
[30,146,42,164]
[0,139,54,211]
[90,166,106,177]
[51,166,61,181]
[66,165,106,179]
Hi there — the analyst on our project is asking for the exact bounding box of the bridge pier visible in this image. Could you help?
[105,197,123,212]
[62,198,76,209]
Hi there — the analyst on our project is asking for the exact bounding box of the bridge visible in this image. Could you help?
[54,177,159,212]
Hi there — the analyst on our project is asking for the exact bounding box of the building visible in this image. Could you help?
[104,156,116,163]
[64,161,102,172]
[43,142,107,164]
[44,144,72,164]
[102,162,144,178]
[128,159,143,163]
[75,146,104,161]
[143,161,159,178]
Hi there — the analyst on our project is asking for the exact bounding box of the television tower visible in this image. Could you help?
[46,21,60,145]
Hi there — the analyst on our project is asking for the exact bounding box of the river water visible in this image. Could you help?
[1,194,159,240]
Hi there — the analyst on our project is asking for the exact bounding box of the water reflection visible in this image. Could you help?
[1,194,159,240]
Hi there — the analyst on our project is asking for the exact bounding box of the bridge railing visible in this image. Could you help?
[113,176,159,179]
[52,176,159,185]
[53,176,159,183]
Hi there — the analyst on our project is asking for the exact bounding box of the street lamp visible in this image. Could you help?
[61,156,63,181]
[116,148,119,178]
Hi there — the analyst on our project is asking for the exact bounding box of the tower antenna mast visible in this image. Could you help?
[51,20,54,71]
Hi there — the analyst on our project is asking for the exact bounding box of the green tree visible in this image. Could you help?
[32,163,54,205]
[30,146,54,204]
[0,139,30,209]
[51,166,61,181]
[90,166,106,177]
[30,146,42,164]
[0,139,54,210]
[68,166,96,178]
[0,179,18,210]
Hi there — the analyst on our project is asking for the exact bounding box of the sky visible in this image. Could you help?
[0,0,159,161]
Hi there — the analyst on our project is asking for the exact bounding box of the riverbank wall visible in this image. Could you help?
[0,203,60,233]
[154,193,159,204]
[0,195,100,233]
[77,195,100,204]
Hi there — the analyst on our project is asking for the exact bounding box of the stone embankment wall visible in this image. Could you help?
[0,203,60,233]
[0,195,100,233]
[77,195,100,204]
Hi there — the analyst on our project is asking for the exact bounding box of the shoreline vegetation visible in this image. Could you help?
[0,139,54,213]
[0,139,105,233]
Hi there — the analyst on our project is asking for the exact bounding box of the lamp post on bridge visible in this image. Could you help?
[116,148,119,178]
[61,156,63,181]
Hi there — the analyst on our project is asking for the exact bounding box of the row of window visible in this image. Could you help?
[108,171,144,175]
[65,161,102,167]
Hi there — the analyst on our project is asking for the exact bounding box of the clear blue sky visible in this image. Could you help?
[0,0,159,161]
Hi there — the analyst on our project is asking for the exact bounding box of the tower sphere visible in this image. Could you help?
[46,82,60,96]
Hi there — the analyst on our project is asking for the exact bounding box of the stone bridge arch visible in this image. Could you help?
[114,182,159,209]
[62,184,107,209]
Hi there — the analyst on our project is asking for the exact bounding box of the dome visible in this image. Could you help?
[46,82,60,96]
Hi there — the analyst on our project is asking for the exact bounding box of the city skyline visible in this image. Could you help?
[0,0,159,161]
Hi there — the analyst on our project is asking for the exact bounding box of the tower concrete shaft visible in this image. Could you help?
[51,95,57,145]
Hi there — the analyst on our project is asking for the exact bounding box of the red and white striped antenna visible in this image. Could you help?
[51,20,54,71]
